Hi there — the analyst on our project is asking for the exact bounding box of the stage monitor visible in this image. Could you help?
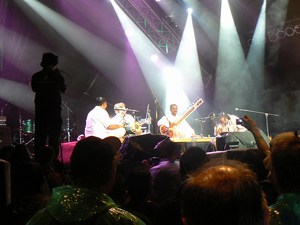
[216,130,269,151]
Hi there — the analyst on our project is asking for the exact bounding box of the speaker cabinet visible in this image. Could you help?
[0,126,12,149]
[120,134,166,161]
[216,130,269,151]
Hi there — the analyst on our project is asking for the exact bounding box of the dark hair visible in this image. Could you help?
[40,52,58,68]
[95,97,106,106]
[35,145,55,166]
[169,104,177,110]
[219,112,230,119]
[155,137,181,159]
[270,131,300,193]
[179,146,207,180]
[182,160,267,225]
[70,136,115,187]
[127,167,152,200]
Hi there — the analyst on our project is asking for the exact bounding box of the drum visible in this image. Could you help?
[22,119,34,133]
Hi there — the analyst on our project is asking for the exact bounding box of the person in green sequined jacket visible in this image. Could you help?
[26,136,146,225]
[268,131,300,225]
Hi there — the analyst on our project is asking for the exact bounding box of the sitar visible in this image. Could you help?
[159,98,204,137]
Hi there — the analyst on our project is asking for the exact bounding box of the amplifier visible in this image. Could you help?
[0,126,12,149]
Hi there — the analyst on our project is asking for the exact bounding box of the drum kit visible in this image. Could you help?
[19,101,75,145]
[22,119,35,134]
[20,119,35,146]
[16,103,151,146]
[123,117,152,136]
[125,104,152,136]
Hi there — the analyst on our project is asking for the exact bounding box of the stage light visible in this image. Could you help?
[187,8,193,14]
[151,54,158,62]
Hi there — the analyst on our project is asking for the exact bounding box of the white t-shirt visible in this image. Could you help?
[85,106,125,139]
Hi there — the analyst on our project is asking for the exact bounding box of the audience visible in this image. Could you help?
[0,114,298,225]
[241,115,278,205]
[34,146,63,191]
[6,149,50,225]
[241,115,271,169]
[149,137,181,203]
[26,136,145,225]
[154,146,208,225]
[179,146,208,180]
[182,159,269,225]
[125,166,159,225]
[268,131,300,225]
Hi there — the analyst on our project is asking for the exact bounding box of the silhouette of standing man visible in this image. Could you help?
[31,53,66,160]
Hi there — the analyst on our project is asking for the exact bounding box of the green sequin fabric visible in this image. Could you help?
[47,186,115,222]
[26,185,145,225]
[269,193,300,225]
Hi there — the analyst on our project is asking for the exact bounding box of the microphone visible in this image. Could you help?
[114,108,128,111]
[127,109,140,113]
[235,108,239,111]
[83,92,97,100]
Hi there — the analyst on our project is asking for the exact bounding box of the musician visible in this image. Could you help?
[85,97,125,139]
[111,102,138,135]
[157,104,195,138]
[214,112,246,136]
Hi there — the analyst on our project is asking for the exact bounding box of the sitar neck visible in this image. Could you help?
[175,98,204,126]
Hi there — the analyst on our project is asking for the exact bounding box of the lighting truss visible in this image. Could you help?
[114,0,181,61]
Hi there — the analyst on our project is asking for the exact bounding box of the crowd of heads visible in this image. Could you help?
[1,123,300,225]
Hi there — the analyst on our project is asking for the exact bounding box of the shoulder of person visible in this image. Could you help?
[95,207,146,225]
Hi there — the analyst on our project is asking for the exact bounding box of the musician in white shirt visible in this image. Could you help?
[111,102,139,135]
[85,97,125,139]
[157,104,195,138]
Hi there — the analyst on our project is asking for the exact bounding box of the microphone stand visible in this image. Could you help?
[235,108,279,138]
[198,118,206,137]
[150,90,168,134]
[19,110,23,144]
[145,104,152,133]
[63,102,73,142]
[195,113,216,137]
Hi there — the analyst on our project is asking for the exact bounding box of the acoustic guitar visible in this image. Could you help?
[159,98,204,137]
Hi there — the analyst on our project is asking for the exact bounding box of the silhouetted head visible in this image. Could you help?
[154,137,181,161]
[270,131,300,193]
[70,136,121,192]
[40,52,58,68]
[180,146,207,180]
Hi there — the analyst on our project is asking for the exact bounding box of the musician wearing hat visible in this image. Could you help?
[85,97,125,139]
[31,52,66,159]
[111,102,139,135]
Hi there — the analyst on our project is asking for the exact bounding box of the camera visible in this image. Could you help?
[236,118,244,125]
